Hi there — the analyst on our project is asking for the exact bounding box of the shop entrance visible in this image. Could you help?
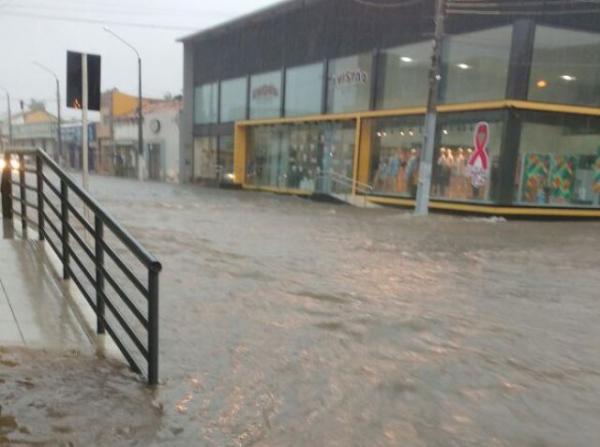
[148,143,162,180]
[316,122,356,195]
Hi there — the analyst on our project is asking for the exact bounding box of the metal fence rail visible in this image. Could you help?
[1,148,161,385]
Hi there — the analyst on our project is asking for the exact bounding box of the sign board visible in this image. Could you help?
[66,51,101,111]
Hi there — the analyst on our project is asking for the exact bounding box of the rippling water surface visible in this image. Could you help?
[2,176,600,446]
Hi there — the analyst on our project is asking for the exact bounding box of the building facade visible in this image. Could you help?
[179,0,600,217]
[1,110,60,159]
[61,122,98,171]
[113,100,182,182]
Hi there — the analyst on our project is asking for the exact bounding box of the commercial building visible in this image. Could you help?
[113,99,182,182]
[1,109,60,158]
[61,122,98,171]
[179,0,600,217]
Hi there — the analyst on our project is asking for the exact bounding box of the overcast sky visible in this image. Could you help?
[0,0,278,120]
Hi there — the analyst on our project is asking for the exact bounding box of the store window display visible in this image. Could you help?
[368,115,425,197]
[432,113,505,202]
[515,112,600,207]
[193,136,218,180]
[246,121,355,192]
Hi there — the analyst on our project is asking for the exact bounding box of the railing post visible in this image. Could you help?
[36,154,45,241]
[148,269,159,386]
[18,154,27,233]
[1,152,12,219]
[94,216,105,334]
[60,179,70,280]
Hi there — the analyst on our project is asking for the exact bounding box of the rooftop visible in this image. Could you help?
[178,0,323,43]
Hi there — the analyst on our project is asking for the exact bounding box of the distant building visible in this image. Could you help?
[178,0,600,217]
[113,99,182,182]
[1,109,59,158]
[60,122,98,171]
[96,89,179,180]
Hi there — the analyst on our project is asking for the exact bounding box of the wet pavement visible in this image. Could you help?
[1,175,600,446]
[0,239,94,350]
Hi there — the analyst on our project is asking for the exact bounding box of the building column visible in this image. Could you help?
[180,43,195,183]
[497,19,536,205]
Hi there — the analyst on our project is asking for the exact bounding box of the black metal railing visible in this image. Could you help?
[1,148,162,385]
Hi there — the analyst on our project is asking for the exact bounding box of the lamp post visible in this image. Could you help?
[103,26,144,181]
[33,62,63,162]
[0,87,13,148]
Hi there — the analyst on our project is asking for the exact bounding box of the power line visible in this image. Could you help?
[353,0,423,8]
[0,10,197,31]
[5,1,229,20]
[446,0,600,14]
[446,7,600,15]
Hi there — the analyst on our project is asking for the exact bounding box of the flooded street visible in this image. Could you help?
[2,175,600,446]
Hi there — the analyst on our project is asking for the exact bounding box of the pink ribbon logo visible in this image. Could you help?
[468,122,490,171]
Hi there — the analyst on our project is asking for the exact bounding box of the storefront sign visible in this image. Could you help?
[468,122,490,188]
[329,69,369,88]
[252,84,279,100]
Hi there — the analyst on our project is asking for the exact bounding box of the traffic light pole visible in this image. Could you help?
[1,88,12,147]
[82,53,89,193]
[415,0,445,216]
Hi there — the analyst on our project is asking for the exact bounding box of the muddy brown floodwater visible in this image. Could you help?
[1,175,600,446]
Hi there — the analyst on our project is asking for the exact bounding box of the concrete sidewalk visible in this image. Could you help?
[0,237,95,352]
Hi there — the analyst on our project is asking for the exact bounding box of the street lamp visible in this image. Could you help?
[103,26,144,180]
[0,86,13,148]
[33,62,63,162]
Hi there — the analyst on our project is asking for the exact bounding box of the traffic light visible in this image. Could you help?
[66,50,101,111]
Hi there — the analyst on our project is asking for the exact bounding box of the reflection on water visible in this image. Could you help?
[3,176,600,446]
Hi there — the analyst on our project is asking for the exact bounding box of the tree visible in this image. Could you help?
[29,99,46,112]
[163,92,173,101]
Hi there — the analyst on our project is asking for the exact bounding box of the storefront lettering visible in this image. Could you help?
[252,84,279,100]
[330,69,369,88]
[468,122,490,188]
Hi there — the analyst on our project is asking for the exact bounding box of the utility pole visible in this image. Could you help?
[415,0,445,216]
[0,88,13,148]
[33,62,63,162]
[82,53,89,193]
[138,56,143,179]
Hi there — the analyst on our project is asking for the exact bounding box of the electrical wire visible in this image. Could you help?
[4,0,229,20]
[0,10,197,30]
[352,0,423,8]
[446,0,600,14]
[446,8,600,15]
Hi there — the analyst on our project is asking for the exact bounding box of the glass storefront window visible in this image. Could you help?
[327,53,372,113]
[368,115,425,197]
[285,62,324,117]
[218,135,235,181]
[515,112,600,207]
[220,77,247,123]
[194,82,218,124]
[376,41,430,109]
[246,121,355,193]
[193,136,218,179]
[528,26,600,107]
[250,70,282,119]
[440,26,513,104]
[432,112,505,202]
